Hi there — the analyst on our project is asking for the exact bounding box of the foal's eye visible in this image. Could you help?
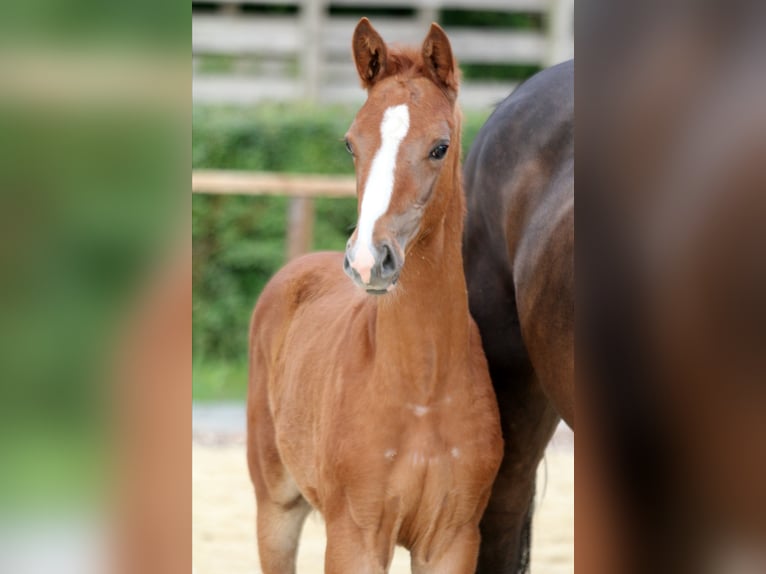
[429,143,449,160]
[344,139,354,156]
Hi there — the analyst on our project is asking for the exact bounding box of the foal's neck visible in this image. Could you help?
[374,147,471,395]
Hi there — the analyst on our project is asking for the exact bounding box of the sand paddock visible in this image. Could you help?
[192,417,572,574]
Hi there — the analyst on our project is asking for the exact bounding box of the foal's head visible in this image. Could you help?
[342,18,460,294]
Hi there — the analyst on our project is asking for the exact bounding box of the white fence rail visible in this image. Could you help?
[192,0,574,110]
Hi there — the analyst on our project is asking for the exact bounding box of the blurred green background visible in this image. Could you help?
[192,104,492,400]
[0,47,187,523]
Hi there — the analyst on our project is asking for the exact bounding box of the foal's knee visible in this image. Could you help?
[411,526,482,574]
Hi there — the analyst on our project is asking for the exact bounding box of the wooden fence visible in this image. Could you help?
[192,0,574,110]
[193,169,356,259]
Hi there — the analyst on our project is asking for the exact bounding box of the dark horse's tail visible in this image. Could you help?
[516,494,533,574]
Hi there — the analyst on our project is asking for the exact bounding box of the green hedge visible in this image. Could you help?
[192,104,492,398]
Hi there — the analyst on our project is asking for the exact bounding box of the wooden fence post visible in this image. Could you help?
[301,0,325,101]
[286,197,315,260]
[417,3,438,30]
[546,0,575,66]
[291,0,325,260]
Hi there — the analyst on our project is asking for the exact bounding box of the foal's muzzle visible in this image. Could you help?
[343,240,403,294]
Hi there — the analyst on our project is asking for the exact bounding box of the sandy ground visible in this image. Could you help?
[192,423,572,574]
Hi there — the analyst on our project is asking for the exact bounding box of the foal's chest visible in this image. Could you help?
[327,398,492,535]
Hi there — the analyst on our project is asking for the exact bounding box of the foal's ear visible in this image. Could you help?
[352,17,388,89]
[421,23,459,100]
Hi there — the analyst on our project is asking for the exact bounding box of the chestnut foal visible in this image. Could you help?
[247,19,502,574]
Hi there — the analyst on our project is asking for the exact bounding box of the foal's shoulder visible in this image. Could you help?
[251,251,354,358]
[258,251,348,312]
[278,251,345,281]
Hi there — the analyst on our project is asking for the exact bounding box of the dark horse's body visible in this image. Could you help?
[462,60,574,573]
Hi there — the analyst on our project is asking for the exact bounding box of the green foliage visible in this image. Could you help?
[461,63,543,82]
[193,103,492,400]
[193,103,358,174]
[192,358,250,401]
[0,96,181,505]
[195,54,235,74]
[440,9,544,30]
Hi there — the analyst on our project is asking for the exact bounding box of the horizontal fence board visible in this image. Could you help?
[192,74,516,108]
[458,81,518,108]
[193,75,303,103]
[322,18,425,51]
[318,81,517,108]
[192,170,357,198]
[442,29,547,63]
[315,83,365,104]
[193,15,301,56]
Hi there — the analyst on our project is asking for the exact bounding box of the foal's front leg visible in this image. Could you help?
[255,495,311,574]
[411,526,482,574]
[248,375,311,574]
[324,509,396,574]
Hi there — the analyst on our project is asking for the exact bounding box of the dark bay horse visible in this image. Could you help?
[461,60,574,573]
[247,19,503,573]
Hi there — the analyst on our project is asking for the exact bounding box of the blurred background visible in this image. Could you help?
[191,0,574,401]
[0,0,188,570]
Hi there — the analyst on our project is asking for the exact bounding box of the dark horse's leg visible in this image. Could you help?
[462,233,559,573]
[477,374,558,574]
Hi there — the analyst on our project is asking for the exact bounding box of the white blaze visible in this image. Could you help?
[356,104,410,255]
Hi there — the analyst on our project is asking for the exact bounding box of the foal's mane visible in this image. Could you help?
[377,45,461,100]
[384,46,428,79]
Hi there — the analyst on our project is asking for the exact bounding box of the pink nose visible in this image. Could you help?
[349,243,375,284]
